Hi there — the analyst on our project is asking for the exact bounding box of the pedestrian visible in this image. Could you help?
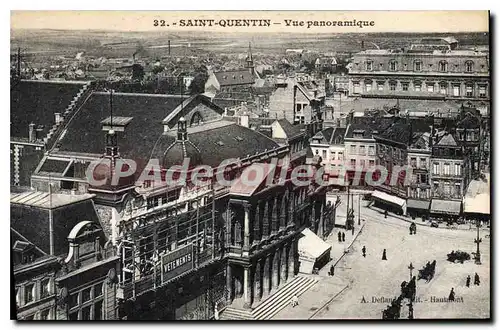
[351,226,355,235]
[362,246,366,257]
[342,232,345,242]
[413,223,417,235]
[338,231,342,242]
[448,288,455,301]
[384,210,388,219]
[291,295,299,307]
[382,249,387,260]
[329,265,334,276]
[474,273,480,286]
[466,275,471,288]
[409,224,413,235]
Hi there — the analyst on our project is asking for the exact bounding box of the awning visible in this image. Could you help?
[464,193,490,215]
[407,199,430,211]
[298,228,331,261]
[430,200,462,215]
[371,190,406,208]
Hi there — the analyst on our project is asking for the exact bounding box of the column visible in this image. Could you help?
[226,263,233,303]
[280,198,286,230]
[263,255,270,296]
[272,250,280,290]
[262,202,269,239]
[292,240,299,276]
[288,192,294,227]
[318,201,325,238]
[253,203,261,245]
[280,246,288,283]
[254,261,261,302]
[243,266,252,309]
[226,205,232,247]
[271,198,278,235]
[243,205,250,256]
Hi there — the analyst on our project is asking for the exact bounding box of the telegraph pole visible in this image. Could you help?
[358,194,361,226]
[474,219,482,265]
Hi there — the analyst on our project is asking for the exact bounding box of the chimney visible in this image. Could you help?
[29,123,36,142]
[240,112,249,128]
[55,113,62,125]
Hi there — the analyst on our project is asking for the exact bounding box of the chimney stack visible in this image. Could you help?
[55,113,62,125]
[240,112,249,128]
[29,123,36,142]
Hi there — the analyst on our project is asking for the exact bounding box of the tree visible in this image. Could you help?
[189,65,209,95]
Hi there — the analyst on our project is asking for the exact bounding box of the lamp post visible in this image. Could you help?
[474,219,482,265]
[358,194,361,226]
[408,262,415,319]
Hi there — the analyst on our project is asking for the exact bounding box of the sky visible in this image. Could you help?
[11,11,489,34]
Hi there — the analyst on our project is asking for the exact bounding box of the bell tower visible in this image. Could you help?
[246,42,254,76]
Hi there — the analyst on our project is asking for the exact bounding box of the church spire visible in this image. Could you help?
[246,42,254,75]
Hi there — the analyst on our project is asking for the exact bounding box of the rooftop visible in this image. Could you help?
[10,190,95,209]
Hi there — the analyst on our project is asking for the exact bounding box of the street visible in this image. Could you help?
[275,198,490,320]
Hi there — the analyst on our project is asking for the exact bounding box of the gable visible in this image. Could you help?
[164,95,224,129]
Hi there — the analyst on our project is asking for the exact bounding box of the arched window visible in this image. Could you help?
[189,112,203,127]
[439,61,448,72]
[465,61,474,73]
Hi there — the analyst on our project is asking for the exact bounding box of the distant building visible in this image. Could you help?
[310,126,346,182]
[348,37,490,115]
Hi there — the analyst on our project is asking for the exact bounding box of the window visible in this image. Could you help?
[410,157,417,167]
[444,183,451,195]
[440,84,447,95]
[402,83,409,91]
[455,183,461,196]
[420,158,427,168]
[353,81,361,94]
[322,150,327,159]
[455,164,461,176]
[350,159,356,167]
[369,160,375,167]
[366,61,373,71]
[433,181,439,190]
[389,60,397,71]
[68,282,105,320]
[40,309,51,320]
[443,163,450,175]
[414,61,422,72]
[368,145,375,156]
[40,278,51,299]
[360,159,366,167]
[439,61,448,72]
[389,82,396,91]
[414,82,422,92]
[433,163,440,175]
[338,152,343,160]
[365,82,372,92]
[479,85,487,98]
[359,145,366,155]
[350,145,356,154]
[466,85,473,97]
[25,283,35,304]
[465,61,474,72]
[452,85,460,97]
[427,83,434,93]
[377,81,384,91]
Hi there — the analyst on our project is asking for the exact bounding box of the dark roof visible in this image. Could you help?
[311,126,345,145]
[57,92,187,172]
[11,80,85,139]
[162,140,203,168]
[347,97,462,115]
[276,118,303,139]
[377,117,432,145]
[38,158,71,174]
[10,198,100,256]
[457,112,481,129]
[330,127,347,144]
[214,70,255,87]
[312,127,334,144]
[151,121,280,168]
[345,116,395,139]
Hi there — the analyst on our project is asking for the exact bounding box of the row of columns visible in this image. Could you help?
[225,240,299,309]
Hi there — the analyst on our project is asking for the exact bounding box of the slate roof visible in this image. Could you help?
[57,92,187,170]
[276,118,303,140]
[436,133,458,146]
[214,69,255,87]
[151,121,281,169]
[11,80,86,139]
[345,116,395,139]
[377,117,432,145]
[11,194,100,256]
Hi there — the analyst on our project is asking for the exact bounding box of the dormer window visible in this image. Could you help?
[389,60,397,71]
[414,60,422,72]
[465,61,474,73]
[365,60,373,71]
[439,61,448,72]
